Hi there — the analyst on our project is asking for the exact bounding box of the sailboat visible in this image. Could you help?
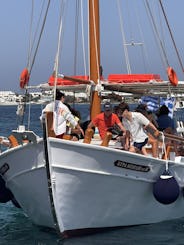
[1,0,184,238]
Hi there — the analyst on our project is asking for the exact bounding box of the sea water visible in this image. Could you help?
[0,104,184,245]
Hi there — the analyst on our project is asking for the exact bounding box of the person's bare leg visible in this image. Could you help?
[141,147,148,155]
[148,134,158,158]
[129,145,136,153]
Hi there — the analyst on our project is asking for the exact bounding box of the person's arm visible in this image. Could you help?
[124,130,131,150]
[139,112,160,137]
[146,122,160,137]
[117,122,126,135]
[63,110,84,137]
[60,108,77,127]
[76,123,84,137]
[87,121,95,129]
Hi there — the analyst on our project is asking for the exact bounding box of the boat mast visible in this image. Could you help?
[89,0,101,120]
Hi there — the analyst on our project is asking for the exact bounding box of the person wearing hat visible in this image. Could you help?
[86,101,127,142]
[118,102,160,157]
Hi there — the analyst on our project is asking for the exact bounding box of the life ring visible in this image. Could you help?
[20,68,30,89]
[167,67,178,86]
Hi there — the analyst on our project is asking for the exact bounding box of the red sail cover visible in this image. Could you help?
[108,74,162,83]
[48,75,89,86]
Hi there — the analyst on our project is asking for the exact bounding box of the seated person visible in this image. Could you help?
[118,102,159,157]
[157,105,175,132]
[135,104,159,157]
[86,102,129,148]
[65,104,82,141]
[87,102,126,139]
[40,90,84,139]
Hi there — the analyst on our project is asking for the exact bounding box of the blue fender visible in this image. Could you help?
[153,170,180,205]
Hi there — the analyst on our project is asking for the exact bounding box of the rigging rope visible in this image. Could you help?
[29,0,51,74]
[27,0,34,70]
[144,0,169,69]
[134,2,150,73]
[53,1,66,100]
[160,132,169,171]
[80,0,87,76]
[87,1,90,82]
[19,0,51,128]
[27,0,45,70]
[117,0,131,74]
[53,0,66,74]
[158,0,184,73]
[74,1,80,75]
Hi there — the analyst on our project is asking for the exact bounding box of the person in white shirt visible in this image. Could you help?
[118,102,159,156]
[41,90,84,139]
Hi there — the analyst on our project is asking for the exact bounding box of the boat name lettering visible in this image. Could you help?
[0,163,9,175]
[114,160,150,172]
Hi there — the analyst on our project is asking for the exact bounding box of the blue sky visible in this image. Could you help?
[0,0,184,92]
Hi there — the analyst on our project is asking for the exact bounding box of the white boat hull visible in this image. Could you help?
[48,139,184,235]
[0,140,55,228]
[2,136,184,236]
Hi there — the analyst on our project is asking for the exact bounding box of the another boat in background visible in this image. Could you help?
[0,91,20,106]
[175,100,184,109]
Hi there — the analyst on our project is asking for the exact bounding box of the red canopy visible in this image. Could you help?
[107,74,162,83]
